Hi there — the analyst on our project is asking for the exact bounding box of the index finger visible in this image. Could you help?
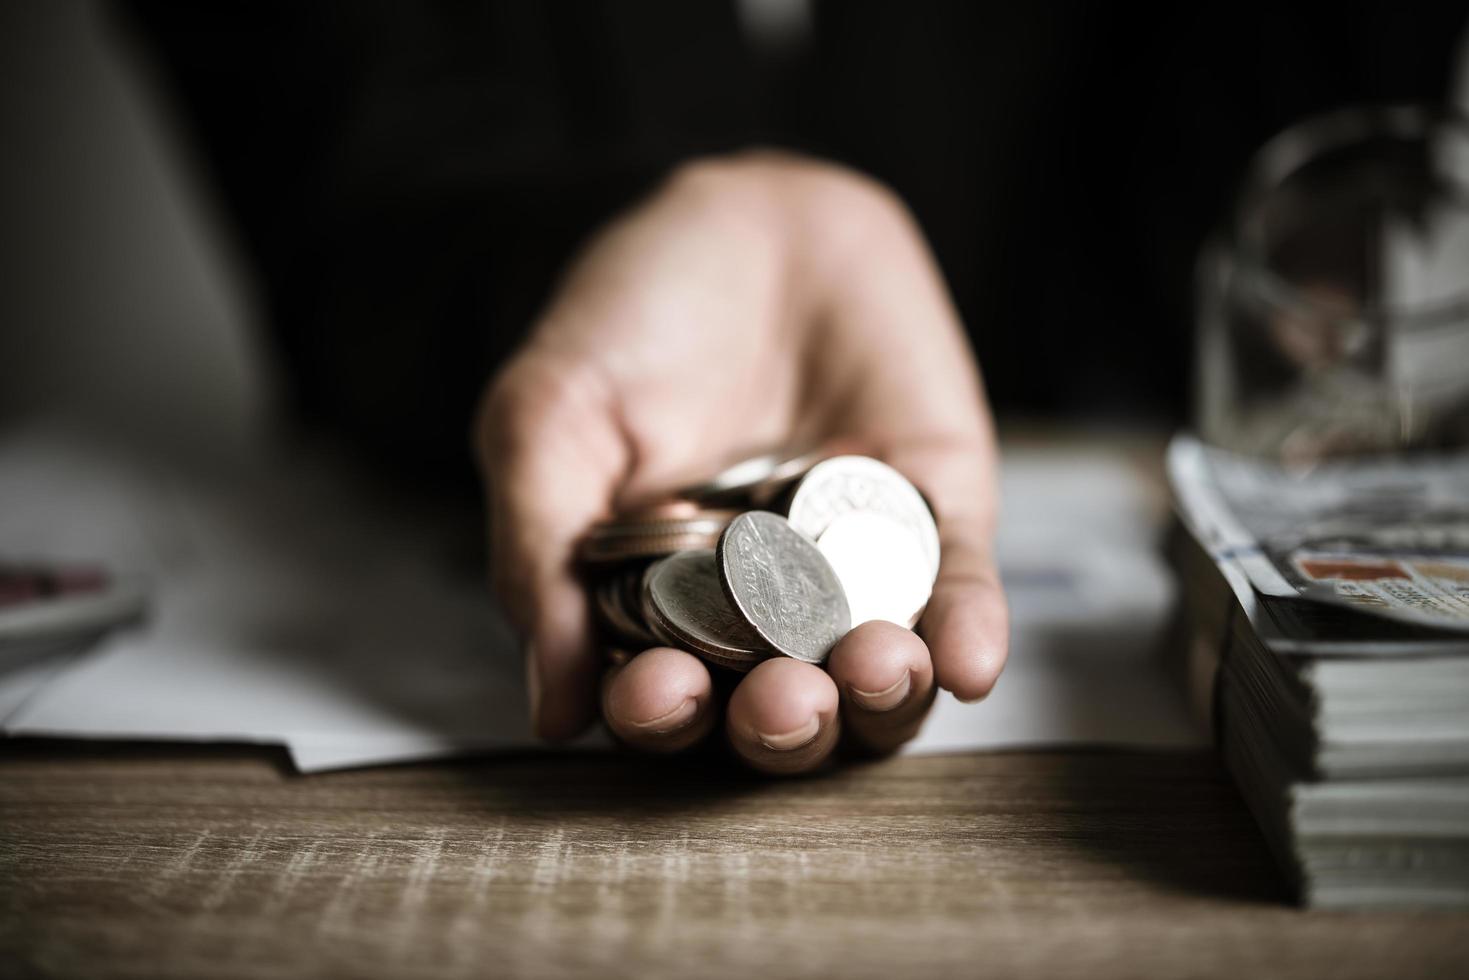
[477,350,629,740]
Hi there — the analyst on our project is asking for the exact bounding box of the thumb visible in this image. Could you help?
[476,349,628,740]
[886,438,1009,702]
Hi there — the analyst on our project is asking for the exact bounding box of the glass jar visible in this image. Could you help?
[1196,106,1469,462]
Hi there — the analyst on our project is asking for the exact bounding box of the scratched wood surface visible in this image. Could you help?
[1,742,1465,979]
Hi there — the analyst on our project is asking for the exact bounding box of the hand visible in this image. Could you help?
[477,152,1008,773]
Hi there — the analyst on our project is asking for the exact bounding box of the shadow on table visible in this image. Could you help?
[1003,747,1290,905]
[419,742,1289,906]
[0,735,1288,905]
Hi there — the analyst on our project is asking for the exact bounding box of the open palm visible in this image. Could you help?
[478,153,1008,773]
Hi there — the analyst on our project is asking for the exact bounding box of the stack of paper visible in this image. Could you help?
[1169,436,1469,907]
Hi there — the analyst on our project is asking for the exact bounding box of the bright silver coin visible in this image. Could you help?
[677,449,828,506]
[717,511,850,664]
[745,449,833,507]
[816,510,932,628]
[784,455,940,583]
[676,454,782,503]
[644,550,770,667]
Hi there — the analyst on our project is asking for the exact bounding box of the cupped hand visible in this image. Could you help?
[477,152,1008,773]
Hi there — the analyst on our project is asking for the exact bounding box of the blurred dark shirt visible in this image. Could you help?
[122,1,1467,485]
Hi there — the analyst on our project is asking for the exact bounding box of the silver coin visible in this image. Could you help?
[594,572,659,647]
[643,550,770,669]
[578,506,736,564]
[675,454,780,504]
[816,510,932,628]
[784,455,940,583]
[716,511,850,664]
[677,449,828,506]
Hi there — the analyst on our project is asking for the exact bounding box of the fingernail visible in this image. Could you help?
[525,644,542,734]
[630,697,700,735]
[849,672,912,712]
[756,715,821,752]
[956,692,988,705]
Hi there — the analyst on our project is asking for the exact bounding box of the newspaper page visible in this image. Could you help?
[1168,435,1469,633]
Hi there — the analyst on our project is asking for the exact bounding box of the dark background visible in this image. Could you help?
[118,1,1468,483]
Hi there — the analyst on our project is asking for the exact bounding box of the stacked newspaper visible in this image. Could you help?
[1167,436,1469,908]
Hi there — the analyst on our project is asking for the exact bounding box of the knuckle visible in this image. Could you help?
[663,154,744,194]
[808,168,918,252]
[660,154,780,225]
[476,360,540,456]
[663,148,805,190]
[664,152,909,222]
[476,352,605,462]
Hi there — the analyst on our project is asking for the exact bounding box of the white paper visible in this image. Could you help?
[0,649,85,725]
[909,444,1201,754]
[1,427,1202,770]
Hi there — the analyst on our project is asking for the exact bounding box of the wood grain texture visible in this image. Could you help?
[1,741,1465,979]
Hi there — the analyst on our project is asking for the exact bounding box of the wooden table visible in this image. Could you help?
[2,741,1464,979]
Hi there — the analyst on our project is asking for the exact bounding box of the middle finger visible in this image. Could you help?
[601,646,717,752]
[726,657,841,774]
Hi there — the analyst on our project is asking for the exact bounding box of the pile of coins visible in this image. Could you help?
[578,453,940,672]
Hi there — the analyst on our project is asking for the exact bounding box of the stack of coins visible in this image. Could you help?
[578,453,940,672]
